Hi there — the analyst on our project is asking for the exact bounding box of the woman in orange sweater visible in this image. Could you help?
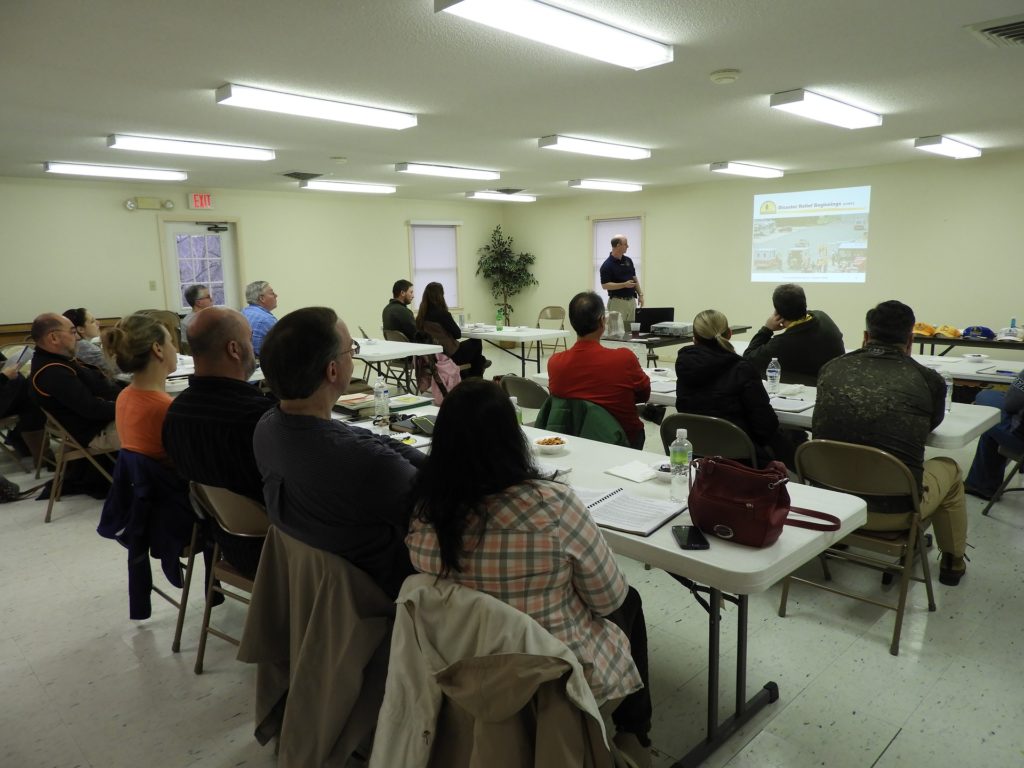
[102,314,178,461]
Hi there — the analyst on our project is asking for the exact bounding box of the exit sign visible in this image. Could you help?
[188,192,213,210]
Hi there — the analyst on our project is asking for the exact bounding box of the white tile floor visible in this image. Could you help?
[3,346,1024,767]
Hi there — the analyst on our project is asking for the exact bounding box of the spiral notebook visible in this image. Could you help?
[574,487,684,536]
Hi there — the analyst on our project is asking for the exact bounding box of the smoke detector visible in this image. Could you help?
[709,69,741,85]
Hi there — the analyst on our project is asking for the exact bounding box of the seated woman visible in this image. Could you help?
[102,313,178,462]
[406,379,652,762]
[965,372,1024,499]
[415,281,488,378]
[64,307,118,376]
[675,309,795,468]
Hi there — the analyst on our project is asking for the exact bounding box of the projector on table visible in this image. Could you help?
[651,321,694,337]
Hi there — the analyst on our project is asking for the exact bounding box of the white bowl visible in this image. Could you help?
[652,462,672,483]
[533,435,568,454]
[963,353,988,364]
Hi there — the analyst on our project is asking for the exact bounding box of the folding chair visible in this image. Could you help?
[38,409,116,523]
[981,445,1024,516]
[380,330,416,393]
[659,412,759,466]
[499,374,549,409]
[190,482,269,674]
[778,439,937,656]
[526,305,568,359]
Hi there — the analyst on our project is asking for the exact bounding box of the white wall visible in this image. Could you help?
[3,149,1022,353]
[502,150,1024,347]
[0,177,505,333]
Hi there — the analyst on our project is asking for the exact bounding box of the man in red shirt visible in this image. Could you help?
[548,292,651,448]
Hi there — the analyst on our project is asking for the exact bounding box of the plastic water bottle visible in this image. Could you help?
[942,371,954,413]
[1011,317,1017,330]
[510,396,523,425]
[766,357,782,395]
[496,306,504,331]
[373,378,390,433]
[669,429,692,504]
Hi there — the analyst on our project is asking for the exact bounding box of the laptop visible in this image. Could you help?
[635,307,675,333]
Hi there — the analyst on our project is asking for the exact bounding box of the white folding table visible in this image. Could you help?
[461,324,571,376]
[519,424,867,768]
[536,370,1001,451]
[354,338,443,393]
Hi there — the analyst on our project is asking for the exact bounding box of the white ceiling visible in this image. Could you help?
[2,0,1022,201]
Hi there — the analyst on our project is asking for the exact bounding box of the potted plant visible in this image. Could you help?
[475,225,538,329]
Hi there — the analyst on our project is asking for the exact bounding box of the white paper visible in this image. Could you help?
[604,461,658,483]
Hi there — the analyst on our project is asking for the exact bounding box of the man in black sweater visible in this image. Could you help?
[742,283,845,386]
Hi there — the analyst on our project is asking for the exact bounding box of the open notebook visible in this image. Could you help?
[574,487,684,536]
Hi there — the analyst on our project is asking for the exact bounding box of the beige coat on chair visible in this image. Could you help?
[237,526,395,767]
[369,574,613,768]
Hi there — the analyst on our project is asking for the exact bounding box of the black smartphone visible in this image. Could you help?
[672,525,710,550]
[411,415,436,435]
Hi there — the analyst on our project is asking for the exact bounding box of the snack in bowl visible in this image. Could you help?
[653,462,672,483]
[534,435,567,454]
[963,353,988,364]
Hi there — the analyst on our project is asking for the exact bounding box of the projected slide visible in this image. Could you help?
[751,186,871,284]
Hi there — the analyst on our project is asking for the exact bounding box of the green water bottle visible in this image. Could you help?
[496,306,504,331]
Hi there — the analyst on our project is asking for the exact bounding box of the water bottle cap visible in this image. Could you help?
[510,396,518,406]
[676,428,687,439]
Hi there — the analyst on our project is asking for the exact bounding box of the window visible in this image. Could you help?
[592,217,643,296]
[161,221,240,312]
[410,223,459,306]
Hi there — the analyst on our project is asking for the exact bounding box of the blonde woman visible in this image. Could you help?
[102,314,178,461]
[675,309,795,467]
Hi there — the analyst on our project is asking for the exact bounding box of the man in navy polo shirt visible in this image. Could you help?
[599,235,643,324]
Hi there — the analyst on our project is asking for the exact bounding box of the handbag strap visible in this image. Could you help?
[784,506,841,531]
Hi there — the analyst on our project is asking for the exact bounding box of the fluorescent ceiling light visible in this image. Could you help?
[539,135,650,160]
[44,162,187,181]
[215,84,417,130]
[300,180,396,194]
[568,179,643,192]
[466,191,536,202]
[709,161,784,179]
[436,0,673,71]
[108,134,275,161]
[913,135,981,159]
[769,89,882,129]
[395,162,500,180]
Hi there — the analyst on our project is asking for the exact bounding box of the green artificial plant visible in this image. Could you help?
[475,225,538,322]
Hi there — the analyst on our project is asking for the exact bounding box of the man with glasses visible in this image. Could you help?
[241,280,279,357]
[253,307,424,598]
[180,284,215,343]
[29,312,121,451]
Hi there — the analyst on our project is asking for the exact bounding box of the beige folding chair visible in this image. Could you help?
[135,309,183,351]
[981,445,1024,516]
[381,329,416,393]
[778,439,937,656]
[499,374,549,409]
[190,482,269,674]
[526,305,567,359]
[659,412,759,466]
[37,409,116,523]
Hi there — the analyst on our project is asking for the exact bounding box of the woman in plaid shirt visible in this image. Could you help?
[407,379,652,758]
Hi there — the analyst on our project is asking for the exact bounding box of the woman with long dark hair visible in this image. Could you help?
[415,281,488,377]
[406,379,652,761]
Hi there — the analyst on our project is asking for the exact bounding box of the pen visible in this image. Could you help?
[996,369,1018,376]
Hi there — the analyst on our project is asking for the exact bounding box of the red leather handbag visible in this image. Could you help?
[688,457,840,548]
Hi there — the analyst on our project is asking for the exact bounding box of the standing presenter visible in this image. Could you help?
[600,234,643,325]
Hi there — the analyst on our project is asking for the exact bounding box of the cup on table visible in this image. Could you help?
[630,322,641,334]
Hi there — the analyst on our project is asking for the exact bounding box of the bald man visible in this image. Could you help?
[163,307,274,577]
[29,312,121,450]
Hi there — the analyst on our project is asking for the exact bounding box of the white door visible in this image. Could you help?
[161,221,240,312]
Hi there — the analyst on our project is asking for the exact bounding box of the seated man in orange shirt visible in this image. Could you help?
[547,291,651,449]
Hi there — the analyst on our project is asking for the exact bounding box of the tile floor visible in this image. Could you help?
[2,346,1023,767]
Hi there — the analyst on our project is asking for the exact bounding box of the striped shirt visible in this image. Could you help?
[406,479,641,703]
